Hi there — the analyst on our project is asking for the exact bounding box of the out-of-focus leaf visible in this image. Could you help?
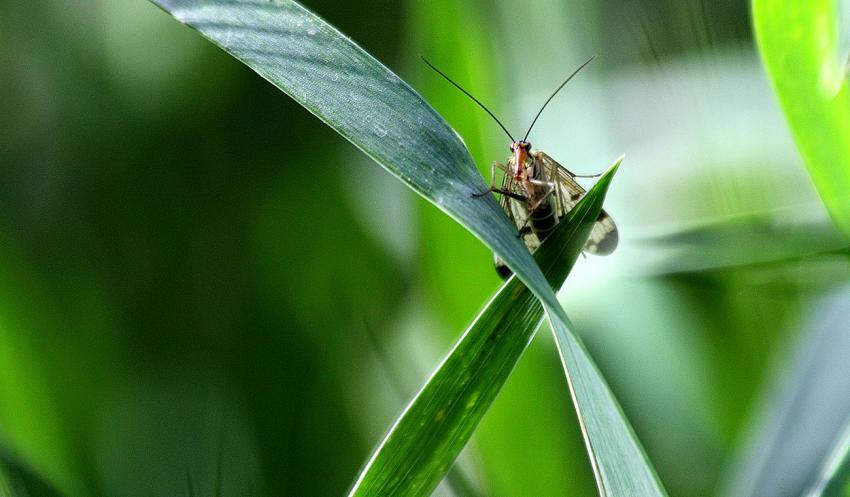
[753,0,850,236]
[805,419,850,497]
[720,286,850,497]
[635,213,850,276]
[349,160,618,496]
[0,449,66,497]
[147,2,666,495]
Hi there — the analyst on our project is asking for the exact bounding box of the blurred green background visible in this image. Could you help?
[1,1,848,496]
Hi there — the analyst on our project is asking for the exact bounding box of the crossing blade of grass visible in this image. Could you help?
[349,160,618,497]
[753,0,850,236]
[148,2,666,495]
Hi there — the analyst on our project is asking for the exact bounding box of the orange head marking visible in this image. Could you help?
[510,141,532,179]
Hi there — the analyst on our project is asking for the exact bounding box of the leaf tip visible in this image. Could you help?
[612,154,625,169]
[600,154,624,181]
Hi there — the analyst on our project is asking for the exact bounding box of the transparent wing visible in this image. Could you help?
[499,158,541,251]
[533,151,586,216]
[494,159,540,277]
[498,171,518,226]
[585,211,618,255]
[534,151,619,255]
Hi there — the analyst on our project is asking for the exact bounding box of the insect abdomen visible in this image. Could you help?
[493,200,557,280]
[529,199,558,242]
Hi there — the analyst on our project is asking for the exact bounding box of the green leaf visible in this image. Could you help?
[753,0,850,236]
[349,159,619,496]
[807,420,850,497]
[147,1,666,496]
[0,449,66,497]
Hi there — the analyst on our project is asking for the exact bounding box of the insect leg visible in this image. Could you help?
[515,188,556,232]
[528,178,556,187]
[553,164,600,179]
[473,182,529,203]
[528,188,555,212]
[479,188,528,201]
[472,161,509,197]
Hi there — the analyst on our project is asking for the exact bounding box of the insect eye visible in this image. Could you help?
[524,142,532,150]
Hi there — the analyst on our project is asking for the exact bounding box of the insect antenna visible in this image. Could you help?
[420,55,516,143]
[522,56,595,142]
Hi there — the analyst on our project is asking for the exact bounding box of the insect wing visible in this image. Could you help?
[535,151,619,255]
[499,160,542,251]
[584,210,618,254]
[494,160,542,278]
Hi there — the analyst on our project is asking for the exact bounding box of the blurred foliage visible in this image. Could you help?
[719,285,850,497]
[753,0,850,237]
[0,448,64,497]
[1,0,848,497]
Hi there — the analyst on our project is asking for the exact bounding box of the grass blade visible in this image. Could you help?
[148,0,538,292]
[349,159,619,497]
[753,0,850,236]
[147,2,666,495]
[806,419,850,497]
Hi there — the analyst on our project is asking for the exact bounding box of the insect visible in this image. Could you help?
[421,56,618,278]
